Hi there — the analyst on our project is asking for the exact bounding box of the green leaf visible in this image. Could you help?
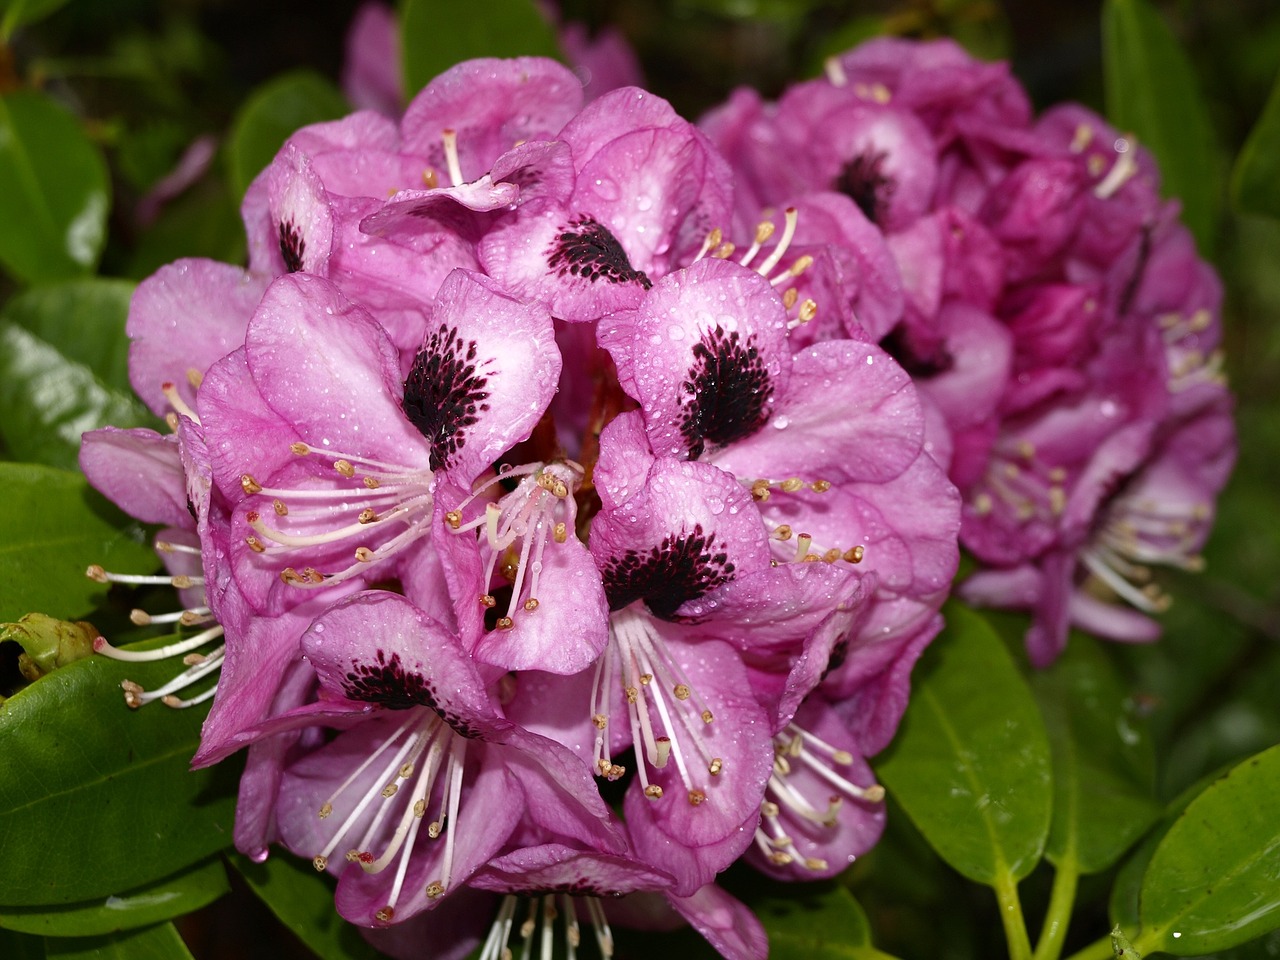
[0,635,240,905]
[0,323,154,471]
[0,928,45,960]
[1102,0,1219,252]
[227,853,380,960]
[875,604,1052,886]
[1231,66,1280,219]
[2,280,137,396]
[0,92,110,283]
[399,0,561,100]
[753,881,883,959]
[226,71,349,202]
[0,860,227,936]
[0,0,68,38]
[1032,635,1160,874]
[42,922,194,960]
[1134,744,1280,955]
[0,464,156,623]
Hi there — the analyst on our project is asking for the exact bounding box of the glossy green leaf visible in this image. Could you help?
[1134,744,1280,955]
[0,635,240,905]
[1231,66,1280,219]
[0,0,68,37]
[1102,0,1219,252]
[1032,635,1160,874]
[753,881,884,959]
[400,0,560,100]
[0,464,155,622]
[0,860,227,936]
[42,921,194,960]
[228,853,380,960]
[0,324,153,471]
[226,71,349,201]
[2,280,137,396]
[0,92,110,283]
[875,604,1052,885]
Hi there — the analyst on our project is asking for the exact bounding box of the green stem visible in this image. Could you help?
[1063,933,1118,960]
[993,869,1034,960]
[1033,856,1081,960]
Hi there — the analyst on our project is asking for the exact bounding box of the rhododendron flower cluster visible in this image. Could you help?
[77,34,1231,960]
[702,37,1235,666]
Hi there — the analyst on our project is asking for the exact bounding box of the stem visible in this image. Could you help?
[993,869,1034,960]
[1033,856,1081,960]
[1063,933,1118,960]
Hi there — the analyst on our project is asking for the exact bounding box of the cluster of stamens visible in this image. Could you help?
[1159,309,1227,393]
[311,710,465,923]
[746,476,868,566]
[1081,493,1209,614]
[970,440,1067,522]
[87,542,225,710]
[692,207,818,331]
[240,442,433,589]
[444,461,582,631]
[589,607,721,805]
[754,722,885,871]
[480,894,614,960]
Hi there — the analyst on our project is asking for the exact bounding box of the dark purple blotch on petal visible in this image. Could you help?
[343,650,482,738]
[546,215,652,289]
[402,323,491,471]
[680,325,774,459]
[602,523,736,619]
[835,150,896,226]
[278,220,305,273]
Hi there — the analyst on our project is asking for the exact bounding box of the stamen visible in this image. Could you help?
[756,208,799,278]
[441,129,465,187]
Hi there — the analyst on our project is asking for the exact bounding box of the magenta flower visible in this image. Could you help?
[198,269,559,614]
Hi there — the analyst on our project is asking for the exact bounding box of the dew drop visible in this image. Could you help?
[772,416,790,430]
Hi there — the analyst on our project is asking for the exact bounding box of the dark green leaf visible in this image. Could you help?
[0,323,154,471]
[0,92,110,283]
[399,0,561,100]
[1102,0,1219,252]
[2,280,137,396]
[1231,67,1280,218]
[0,860,227,936]
[1032,635,1160,874]
[0,464,155,622]
[0,928,45,960]
[875,605,1052,885]
[226,71,349,202]
[42,922,194,960]
[228,853,380,960]
[0,0,68,38]
[0,634,240,905]
[1134,744,1280,955]
[753,881,883,959]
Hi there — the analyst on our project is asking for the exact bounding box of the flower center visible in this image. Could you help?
[600,523,735,620]
[678,325,774,460]
[402,323,493,472]
[546,215,653,289]
[835,150,895,225]
[278,219,306,273]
